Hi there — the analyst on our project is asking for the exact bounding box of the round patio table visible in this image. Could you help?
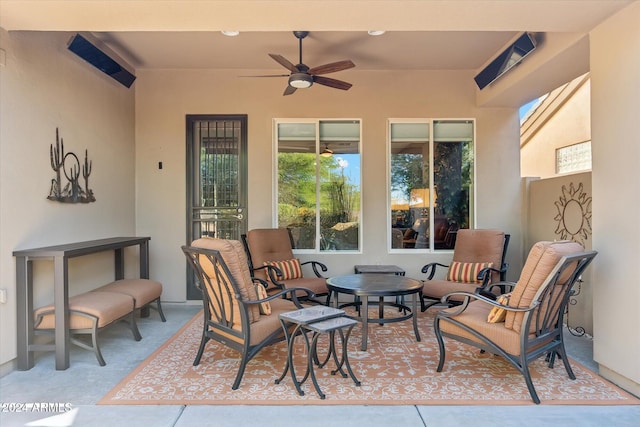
[326,274,422,351]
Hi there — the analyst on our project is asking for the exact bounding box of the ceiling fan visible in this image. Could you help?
[257,31,355,96]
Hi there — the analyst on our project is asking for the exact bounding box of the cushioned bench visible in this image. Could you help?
[93,279,166,322]
[34,291,142,366]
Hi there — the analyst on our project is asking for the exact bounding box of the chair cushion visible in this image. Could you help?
[246,228,295,281]
[422,279,480,302]
[191,238,260,325]
[446,261,493,284]
[504,240,584,333]
[281,276,328,297]
[264,258,303,280]
[254,283,272,315]
[93,279,162,308]
[452,229,506,283]
[439,301,527,356]
[34,291,134,330]
[487,293,511,323]
[247,298,300,346]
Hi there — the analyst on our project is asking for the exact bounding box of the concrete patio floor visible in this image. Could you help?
[1,303,638,427]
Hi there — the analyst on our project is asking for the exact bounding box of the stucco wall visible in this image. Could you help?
[134,68,525,303]
[526,172,593,334]
[590,1,640,395]
[521,77,591,178]
[0,31,136,368]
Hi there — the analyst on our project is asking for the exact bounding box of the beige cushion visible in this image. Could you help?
[279,276,327,296]
[504,240,584,333]
[93,279,162,308]
[191,238,260,325]
[34,291,134,330]
[439,301,528,356]
[212,298,300,346]
[422,279,481,302]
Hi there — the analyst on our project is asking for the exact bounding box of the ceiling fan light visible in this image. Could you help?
[320,147,334,157]
[288,73,313,88]
[367,30,386,36]
[221,30,240,36]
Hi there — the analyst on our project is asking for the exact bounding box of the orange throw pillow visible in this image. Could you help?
[446,261,493,284]
[263,258,303,281]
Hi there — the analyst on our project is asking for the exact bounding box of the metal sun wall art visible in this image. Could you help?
[47,128,96,204]
[553,182,592,245]
[554,182,592,337]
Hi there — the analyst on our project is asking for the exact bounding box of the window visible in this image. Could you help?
[556,141,591,174]
[275,119,361,252]
[389,119,474,251]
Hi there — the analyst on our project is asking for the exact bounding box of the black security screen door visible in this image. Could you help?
[186,115,248,299]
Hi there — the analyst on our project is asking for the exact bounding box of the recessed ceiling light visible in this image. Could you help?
[221,31,240,37]
[367,30,386,36]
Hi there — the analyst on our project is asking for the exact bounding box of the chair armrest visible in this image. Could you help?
[476,279,517,297]
[439,291,538,317]
[301,260,328,278]
[261,265,286,289]
[421,262,449,280]
[251,264,284,287]
[243,285,315,309]
[499,262,509,281]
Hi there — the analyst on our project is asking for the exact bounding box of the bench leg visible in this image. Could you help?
[89,322,106,366]
[127,311,142,341]
[155,297,167,322]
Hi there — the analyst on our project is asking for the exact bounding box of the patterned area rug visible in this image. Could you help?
[99,308,638,405]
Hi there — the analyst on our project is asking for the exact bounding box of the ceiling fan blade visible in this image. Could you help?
[313,76,353,91]
[239,74,290,78]
[283,85,297,96]
[269,54,299,73]
[308,60,355,75]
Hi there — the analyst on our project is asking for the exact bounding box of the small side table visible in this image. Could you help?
[303,316,361,399]
[276,307,360,399]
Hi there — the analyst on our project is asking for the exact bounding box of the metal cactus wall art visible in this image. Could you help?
[47,128,96,203]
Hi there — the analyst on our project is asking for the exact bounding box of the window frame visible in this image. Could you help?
[273,118,363,254]
[387,118,476,253]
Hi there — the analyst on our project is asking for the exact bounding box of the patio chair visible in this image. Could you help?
[242,228,330,304]
[433,240,597,404]
[182,237,313,390]
[420,229,510,312]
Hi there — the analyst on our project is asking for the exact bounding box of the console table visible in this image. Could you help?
[13,237,151,370]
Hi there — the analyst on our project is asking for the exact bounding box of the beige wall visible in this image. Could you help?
[134,68,524,302]
[521,77,591,178]
[590,1,640,396]
[0,30,136,369]
[525,173,593,334]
